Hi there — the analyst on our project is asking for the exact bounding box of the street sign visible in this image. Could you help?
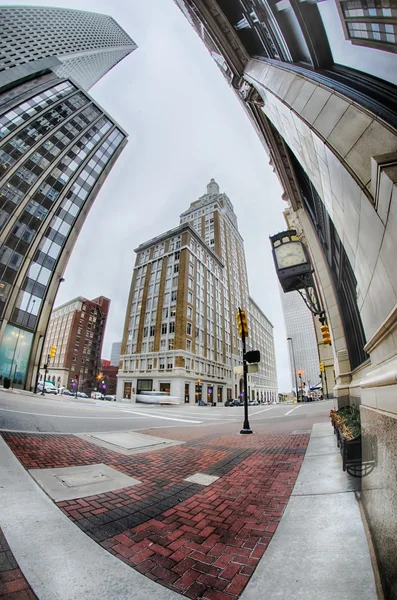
[245,350,260,364]
[233,364,259,375]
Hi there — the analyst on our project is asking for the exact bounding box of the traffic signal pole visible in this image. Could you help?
[41,354,50,395]
[239,307,252,435]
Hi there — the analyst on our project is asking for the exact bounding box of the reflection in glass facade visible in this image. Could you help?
[0,323,33,385]
[0,76,127,388]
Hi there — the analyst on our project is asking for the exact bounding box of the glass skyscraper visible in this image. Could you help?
[0,7,135,390]
[0,6,137,91]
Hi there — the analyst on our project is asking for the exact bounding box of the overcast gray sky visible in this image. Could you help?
[6,0,293,391]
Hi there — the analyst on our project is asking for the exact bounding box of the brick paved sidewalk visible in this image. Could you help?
[2,431,309,600]
[0,528,37,599]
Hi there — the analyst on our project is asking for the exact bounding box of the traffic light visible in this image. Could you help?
[49,345,57,358]
[197,379,202,392]
[297,369,302,378]
[321,324,331,345]
[320,362,325,372]
[236,310,249,338]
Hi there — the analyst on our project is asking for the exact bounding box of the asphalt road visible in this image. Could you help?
[0,390,335,434]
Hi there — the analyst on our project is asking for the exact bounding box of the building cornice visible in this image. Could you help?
[134,223,224,268]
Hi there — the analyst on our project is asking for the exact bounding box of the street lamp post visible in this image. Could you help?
[287,337,299,403]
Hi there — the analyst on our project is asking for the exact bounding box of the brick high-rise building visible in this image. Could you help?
[0,7,135,391]
[117,180,277,403]
[40,295,110,392]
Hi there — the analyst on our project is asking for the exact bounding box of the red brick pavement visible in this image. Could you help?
[2,432,309,599]
[0,528,37,599]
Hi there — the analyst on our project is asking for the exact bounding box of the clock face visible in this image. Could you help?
[275,242,307,269]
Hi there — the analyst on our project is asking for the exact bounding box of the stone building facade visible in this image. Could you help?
[117,181,278,404]
[175,2,397,595]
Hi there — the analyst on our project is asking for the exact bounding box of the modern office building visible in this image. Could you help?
[176,1,397,595]
[282,290,319,392]
[110,340,122,366]
[0,7,134,391]
[0,6,137,91]
[117,180,277,403]
[248,296,277,402]
[39,295,110,392]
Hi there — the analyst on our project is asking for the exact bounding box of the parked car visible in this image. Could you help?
[226,399,243,406]
[91,392,104,399]
[62,389,74,396]
[76,392,88,398]
[248,400,259,406]
[103,394,116,401]
[136,391,180,405]
[37,382,58,394]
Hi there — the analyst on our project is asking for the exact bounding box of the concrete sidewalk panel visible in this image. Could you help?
[311,422,333,437]
[28,463,141,501]
[241,493,377,600]
[0,437,181,600]
[305,434,339,457]
[293,454,360,495]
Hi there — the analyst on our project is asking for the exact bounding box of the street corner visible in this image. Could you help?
[1,430,309,599]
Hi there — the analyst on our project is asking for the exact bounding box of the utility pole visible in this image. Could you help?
[237,307,252,435]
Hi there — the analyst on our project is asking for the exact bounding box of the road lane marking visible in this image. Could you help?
[284,405,304,416]
[0,408,146,420]
[122,410,202,424]
[249,407,276,416]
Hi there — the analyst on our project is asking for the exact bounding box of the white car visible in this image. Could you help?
[37,382,58,394]
[136,391,180,405]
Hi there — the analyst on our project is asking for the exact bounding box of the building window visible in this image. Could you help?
[168,339,174,350]
[186,322,192,335]
[150,325,155,337]
[169,322,175,334]
[143,327,148,338]
[161,323,167,335]
[174,264,179,274]
[186,339,191,351]
[167,358,173,369]
[171,291,177,302]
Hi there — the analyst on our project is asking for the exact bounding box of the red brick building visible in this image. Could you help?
[40,296,110,393]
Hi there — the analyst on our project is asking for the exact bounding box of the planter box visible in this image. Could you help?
[339,433,362,472]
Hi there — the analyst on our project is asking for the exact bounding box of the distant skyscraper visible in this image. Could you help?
[110,341,122,366]
[0,6,137,91]
[117,180,277,403]
[0,7,135,391]
[282,290,319,391]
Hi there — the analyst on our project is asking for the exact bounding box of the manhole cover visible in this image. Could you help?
[55,470,111,488]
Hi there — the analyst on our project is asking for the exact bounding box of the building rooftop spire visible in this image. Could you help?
[207,178,220,195]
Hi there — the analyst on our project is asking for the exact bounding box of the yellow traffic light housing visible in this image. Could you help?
[49,345,57,358]
[236,309,249,338]
[320,362,325,372]
[321,324,331,345]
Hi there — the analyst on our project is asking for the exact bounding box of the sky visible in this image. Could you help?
[5,0,293,391]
